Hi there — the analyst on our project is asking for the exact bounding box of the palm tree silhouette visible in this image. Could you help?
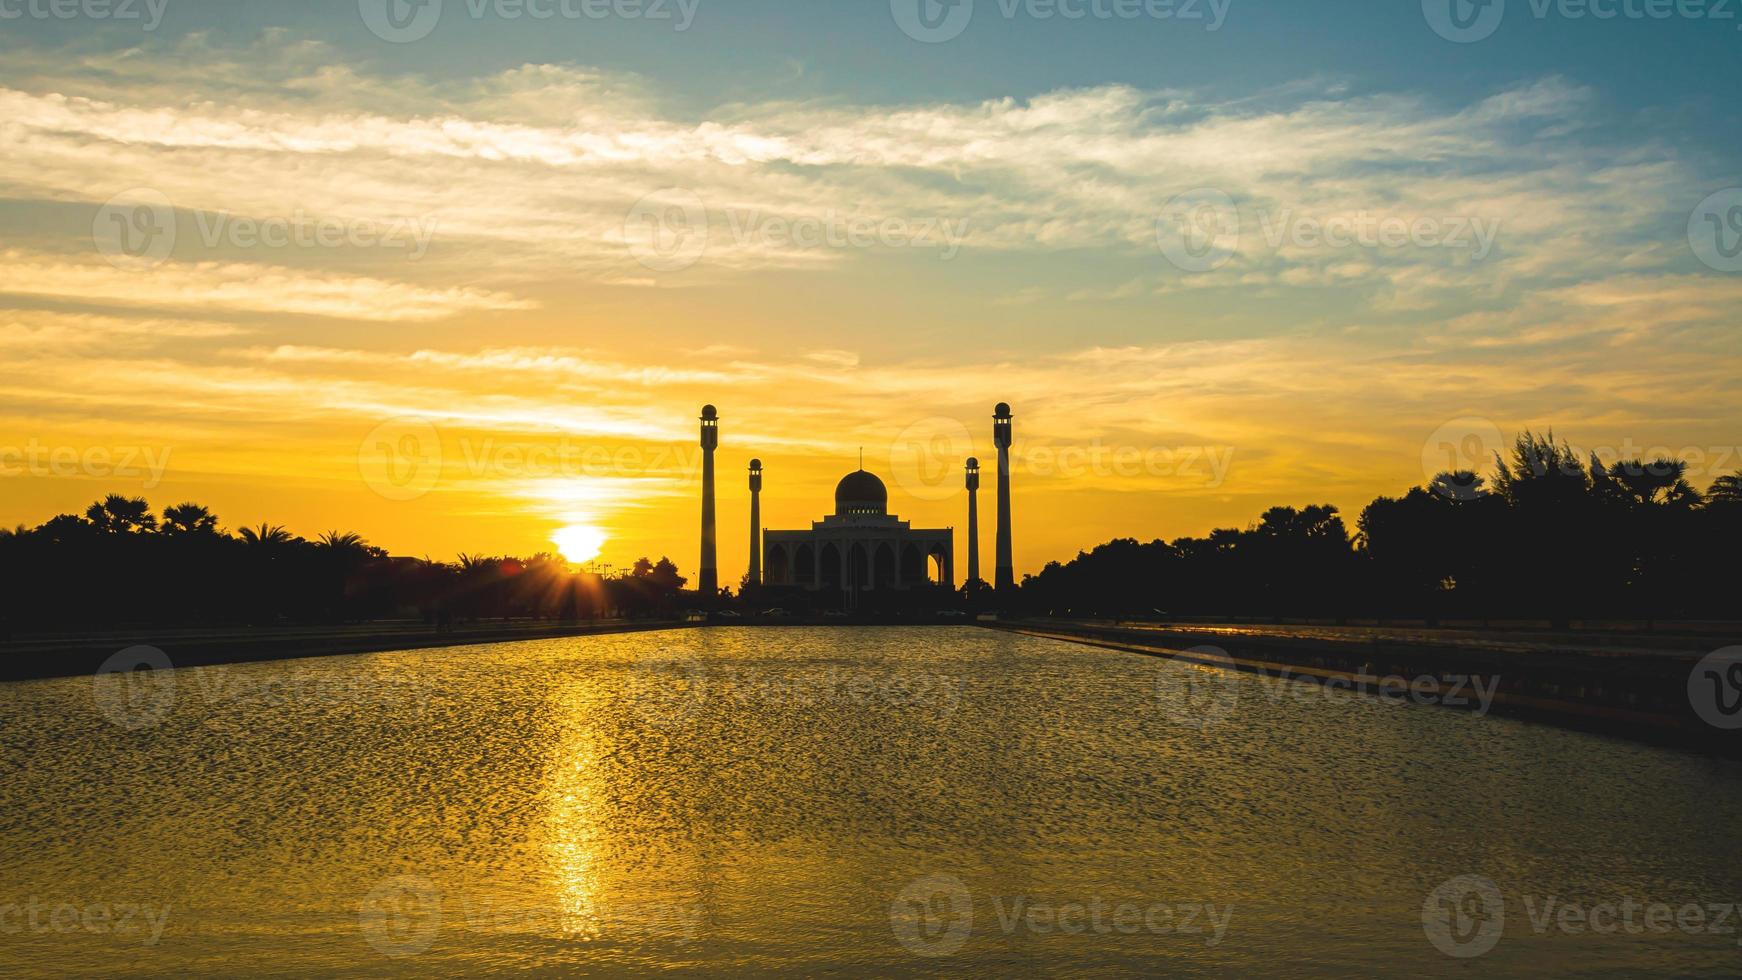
[315,530,369,551]
[1429,470,1488,501]
[238,523,295,548]
[1709,470,1742,507]
[161,503,220,535]
[85,495,156,534]
[1595,457,1701,508]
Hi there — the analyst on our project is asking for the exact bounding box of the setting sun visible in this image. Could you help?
[552,524,607,565]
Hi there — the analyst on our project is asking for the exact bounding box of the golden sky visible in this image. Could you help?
[3,30,1740,581]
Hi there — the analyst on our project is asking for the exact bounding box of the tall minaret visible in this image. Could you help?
[747,458,763,587]
[965,457,981,586]
[993,403,1015,594]
[699,405,719,597]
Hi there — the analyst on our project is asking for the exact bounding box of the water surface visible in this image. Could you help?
[2,626,1740,976]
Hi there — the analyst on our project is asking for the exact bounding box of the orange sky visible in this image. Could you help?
[4,36,1741,581]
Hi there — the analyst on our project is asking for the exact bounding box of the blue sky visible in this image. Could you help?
[8,0,1741,137]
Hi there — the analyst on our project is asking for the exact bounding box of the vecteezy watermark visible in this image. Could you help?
[889,874,1233,957]
[193,664,437,717]
[1156,189,1240,273]
[1422,420,1742,498]
[1160,198,1504,272]
[359,876,443,957]
[0,440,172,489]
[890,875,974,957]
[193,210,439,260]
[1422,417,1507,500]
[1252,666,1501,714]
[890,0,1230,43]
[623,190,971,273]
[887,420,1238,501]
[1422,875,1507,957]
[1154,646,1243,729]
[358,417,444,502]
[1423,875,1742,958]
[1022,442,1236,485]
[1155,644,1502,729]
[625,653,711,730]
[1257,210,1500,260]
[357,418,713,502]
[1690,647,1742,730]
[92,646,176,731]
[0,0,168,30]
[889,417,977,502]
[1157,194,1502,273]
[93,189,176,270]
[92,646,438,731]
[359,0,701,42]
[1421,0,1508,42]
[1424,0,1742,44]
[0,897,172,946]
[359,875,700,956]
[1690,188,1742,273]
[94,189,438,266]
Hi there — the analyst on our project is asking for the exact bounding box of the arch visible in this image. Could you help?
[873,542,896,589]
[766,544,789,585]
[928,542,950,586]
[899,543,926,584]
[848,542,869,593]
[819,543,841,589]
[796,543,816,586]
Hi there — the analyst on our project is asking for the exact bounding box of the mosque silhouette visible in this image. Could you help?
[695,404,1016,605]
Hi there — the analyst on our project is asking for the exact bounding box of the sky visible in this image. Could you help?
[1,0,1740,581]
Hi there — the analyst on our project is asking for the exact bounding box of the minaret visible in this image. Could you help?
[965,457,981,586]
[699,405,719,598]
[993,403,1015,594]
[747,458,763,587]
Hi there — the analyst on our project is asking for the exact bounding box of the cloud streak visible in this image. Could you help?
[0,42,1703,304]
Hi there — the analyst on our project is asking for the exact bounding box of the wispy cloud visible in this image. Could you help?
[0,251,534,321]
[0,34,1736,568]
[0,41,1703,304]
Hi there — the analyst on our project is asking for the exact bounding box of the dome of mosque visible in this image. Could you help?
[834,470,888,515]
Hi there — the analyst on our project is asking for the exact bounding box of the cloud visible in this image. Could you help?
[0,45,1702,304]
[0,251,534,321]
[0,36,1736,562]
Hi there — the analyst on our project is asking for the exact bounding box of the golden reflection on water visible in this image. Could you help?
[546,697,604,939]
[1,626,1741,978]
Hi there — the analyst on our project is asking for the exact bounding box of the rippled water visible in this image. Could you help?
[2,626,1740,977]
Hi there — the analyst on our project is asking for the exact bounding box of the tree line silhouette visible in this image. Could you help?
[0,498,689,631]
[1020,432,1742,624]
[4,430,1738,631]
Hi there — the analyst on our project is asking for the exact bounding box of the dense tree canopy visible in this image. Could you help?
[0,498,691,630]
[1020,432,1742,623]
[5,430,1739,629]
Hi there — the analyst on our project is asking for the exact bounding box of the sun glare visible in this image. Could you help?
[553,524,607,565]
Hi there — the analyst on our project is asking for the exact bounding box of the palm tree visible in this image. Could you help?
[1597,457,1701,508]
[161,503,220,535]
[315,530,368,551]
[238,523,295,547]
[1428,470,1488,502]
[1710,470,1742,507]
[85,495,157,533]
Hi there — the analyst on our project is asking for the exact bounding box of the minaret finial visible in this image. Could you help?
[859,447,864,471]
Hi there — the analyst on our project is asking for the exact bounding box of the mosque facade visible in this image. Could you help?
[762,469,954,597]
[698,404,1014,604]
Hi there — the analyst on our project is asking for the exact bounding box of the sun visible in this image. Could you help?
[552,524,607,565]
